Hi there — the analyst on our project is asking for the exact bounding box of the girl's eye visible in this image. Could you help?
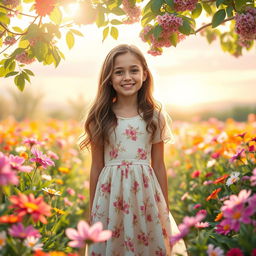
[131,69,139,73]
[115,70,123,75]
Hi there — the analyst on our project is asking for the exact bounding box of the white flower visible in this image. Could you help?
[42,187,62,196]
[41,174,52,181]
[207,159,216,168]
[24,236,43,251]
[15,146,27,153]
[0,231,7,249]
[207,244,224,256]
[217,132,228,143]
[226,172,240,186]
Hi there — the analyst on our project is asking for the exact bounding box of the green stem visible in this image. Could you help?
[31,166,38,189]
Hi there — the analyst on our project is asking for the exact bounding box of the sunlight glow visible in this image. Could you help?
[63,3,80,18]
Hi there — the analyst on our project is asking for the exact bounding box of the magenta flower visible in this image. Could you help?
[226,248,244,256]
[229,148,245,162]
[216,218,232,235]
[250,168,256,186]
[47,150,59,160]
[195,222,209,228]
[221,190,251,211]
[8,223,41,238]
[23,137,41,147]
[30,147,55,169]
[65,220,112,248]
[9,154,33,173]
[0,152,19,185]
[207,244,224,256]
[183,213,206,227]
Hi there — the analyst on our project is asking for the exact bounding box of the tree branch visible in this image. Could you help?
[195,16,235,34]
[0,5,37,18]
[0,22,26,35]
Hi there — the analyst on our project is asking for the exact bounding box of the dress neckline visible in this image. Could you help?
[116,114,141,120]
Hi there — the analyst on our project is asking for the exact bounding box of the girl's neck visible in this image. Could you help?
[113,95,139,115]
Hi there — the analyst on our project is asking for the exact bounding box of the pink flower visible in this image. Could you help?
[147,47,162,56]
[9,154,33,173]
[78,194,86,200]
[157,13,183,32]
[136,148,147,160]
[169,224,189,246]
[0,152,19,185]
[250,168,256,186]
[197,209,207,216]
[122,0,141,24]
[47,150,59,160]
[207,244,224,256]
[9,193,51,224]
[23,137,41,147]
[174,0,198,12]
[221,190,251,211]
[235,7,256,40]
[65,220,112,247]
[215,218,232,235]
[64,197,73,206]
[8,223,41,238]
[195,222,209,228]
[226,248,244,256]
[30,147,55,169]
[67,188,75,196]
[3,36,16,45]
[183,213,206,227]
[193,204,201,209]
[191,170,200,178]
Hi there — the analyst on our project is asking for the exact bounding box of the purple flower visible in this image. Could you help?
[23,138,41,147]
[8,223,41,238]
[215,218,232,235]
[0,152,19,185]
[30,147,55,169]
[65,220,112,248]
[229,148,245,162]
[9,154,33,173]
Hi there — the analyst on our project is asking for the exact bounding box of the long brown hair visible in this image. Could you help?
[79,44,162,150]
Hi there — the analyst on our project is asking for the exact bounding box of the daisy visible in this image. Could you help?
[226,172,240,186]
[24,236,43,251]
[42,187,62,196]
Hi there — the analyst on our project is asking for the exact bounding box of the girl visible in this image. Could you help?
[80,44,187,256]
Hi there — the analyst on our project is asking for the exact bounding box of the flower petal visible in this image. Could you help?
[93,230,112,242]
[77,220,89,239]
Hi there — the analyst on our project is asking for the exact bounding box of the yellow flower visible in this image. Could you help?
[55,179,64,185]
[58,167,70,174]
[49,252,66,256]
[20,152,28,159]
[53,208,65,215]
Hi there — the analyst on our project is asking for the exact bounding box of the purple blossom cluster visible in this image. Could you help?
[157,13,183,33]
[3,36,16,46]
[173,0,198,12]
[122,0,141,24]
[235,7,256,41]
[15,51,35,65]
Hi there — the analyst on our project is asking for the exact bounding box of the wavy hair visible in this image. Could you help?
[79,44,163,150]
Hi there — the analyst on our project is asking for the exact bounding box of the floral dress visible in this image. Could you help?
[89,112,187,256]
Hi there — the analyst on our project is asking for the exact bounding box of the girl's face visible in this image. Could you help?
[111,52,147,99]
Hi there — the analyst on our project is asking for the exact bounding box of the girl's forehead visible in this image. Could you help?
[113,52,143,68]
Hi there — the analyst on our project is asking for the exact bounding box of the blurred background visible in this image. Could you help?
[1,21,255,122]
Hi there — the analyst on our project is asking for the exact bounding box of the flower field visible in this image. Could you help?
[0,115,255,256]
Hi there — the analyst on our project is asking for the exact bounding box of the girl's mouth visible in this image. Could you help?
[121,83,135,89]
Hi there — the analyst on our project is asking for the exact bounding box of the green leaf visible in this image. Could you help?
[153,25,162,40]
[49,7,62,25]
[151,0,164,13]
[5,71,18,78]
[212,9,226,28]
[179,19,192,35]
[234,0,247,11]
[14,74,25,91]
[0,12,10,24]
[141,12,155,26]
[226,6,233,17]
[191,3,202,19]
[170,33,178,47]
[34,41,48,61]
[24,69,35,76]
[111,7,125,16]
[70,29,84,37]
[201,2,212,14]
[22,71,31,83]
[111,19,123,25]
[66,31,75,49]
[110,27,119,40]
[142,0,152,16]
[96,7,105,27]
[216,0,224,8]
[102,26,109,42]
[12,26,23,33]
[19,39,30,48]
[165,0,174,9]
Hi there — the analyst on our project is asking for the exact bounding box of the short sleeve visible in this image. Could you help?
[152,110,175,144]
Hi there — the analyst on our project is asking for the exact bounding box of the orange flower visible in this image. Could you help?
[58,167,70,174]
[215,212,223,221]
[34,0,55,17]
[206,188,222,201]
[0,215,22,223]
[20,152,28,159]
[213,174,229,184]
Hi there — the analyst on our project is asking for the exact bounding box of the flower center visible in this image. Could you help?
[0,238,5,246]
[233,211,241,219]
[28,241,36,247]
[223,224,230,230]
[24,202,39,211]
[210,252,217,256]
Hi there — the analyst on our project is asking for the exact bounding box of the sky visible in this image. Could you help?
[1,6,256,111]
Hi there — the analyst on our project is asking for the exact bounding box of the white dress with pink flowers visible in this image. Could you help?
[89,112,188,256]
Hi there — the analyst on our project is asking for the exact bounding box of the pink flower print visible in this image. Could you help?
[91,252,102,256]
[155,247,166,256]
[101,182,111,193]
[136,148,147,160]
[109,148,118,159]
[133,214,138,225]
[124,236,135,252]
[146,214,153,222]
[124,125,141,141]
[162,227,167,238]
[154,192,161,203]
[137,231,149,246]
[113,197,130,214]
[142,173,149,188]
[112,226,121,239]
[131,181,140,195]
[148,166,153,176]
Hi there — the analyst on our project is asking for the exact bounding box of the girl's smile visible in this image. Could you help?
[111,52,147,97]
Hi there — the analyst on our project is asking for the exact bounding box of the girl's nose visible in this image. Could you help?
[124,71,132,80]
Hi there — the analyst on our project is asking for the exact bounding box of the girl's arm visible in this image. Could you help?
[89,139,104,223]
[151,141,170,212]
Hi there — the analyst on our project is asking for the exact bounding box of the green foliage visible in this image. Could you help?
[0,0,255,90]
